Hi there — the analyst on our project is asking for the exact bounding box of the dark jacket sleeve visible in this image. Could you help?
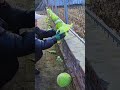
[0,1,34,32]
[35,27,56,39]
[35,37,57,61]
[35,37,57,50]
[0,26,35,57]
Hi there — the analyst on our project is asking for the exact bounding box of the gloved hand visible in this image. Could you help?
[49,29,56,34]
[54,31,66,41]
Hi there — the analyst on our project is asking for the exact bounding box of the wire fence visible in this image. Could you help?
[36,0,85,38]
[48,0,85,38]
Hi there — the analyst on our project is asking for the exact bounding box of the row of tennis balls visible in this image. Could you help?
[47,8,73,35]
[46,9,72,87]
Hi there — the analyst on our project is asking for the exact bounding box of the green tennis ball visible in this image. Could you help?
[51,13,59,21]
[56,22,63,29]
[57,23,73,35]
[57,73,72,87]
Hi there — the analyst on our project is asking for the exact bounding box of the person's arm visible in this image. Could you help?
[35,31,65,50]
[35,37,57,61]
[0,1,34,32]
[0,26,35,57]
[35,32,65,61]
[35,37,57,51]
[35,27,56,39]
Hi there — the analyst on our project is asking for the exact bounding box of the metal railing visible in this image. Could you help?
[70,29,85,44]
[86,7,120,46]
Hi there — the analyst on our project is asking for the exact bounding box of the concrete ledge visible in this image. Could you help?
[59,31,85,90]
[65,31,85,72]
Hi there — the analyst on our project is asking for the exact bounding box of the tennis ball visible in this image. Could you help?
[57,72,72,87]
[56,22,63,29]
[58,23,73,35]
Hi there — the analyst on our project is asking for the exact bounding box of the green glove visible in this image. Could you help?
[54,32,65,41]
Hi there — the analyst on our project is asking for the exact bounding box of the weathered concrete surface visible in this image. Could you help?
[86,14,120,90]
[64,31,85,72]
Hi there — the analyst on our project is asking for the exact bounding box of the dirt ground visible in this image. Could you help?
[36,44,73,90]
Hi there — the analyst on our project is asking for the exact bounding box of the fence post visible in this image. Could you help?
[64,0,69,24]
[54,0,58,15]
[52,5,54,11]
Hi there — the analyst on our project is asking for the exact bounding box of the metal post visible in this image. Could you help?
[64,0,69,24]
[52,3,54,11]
[54,0,58,15]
